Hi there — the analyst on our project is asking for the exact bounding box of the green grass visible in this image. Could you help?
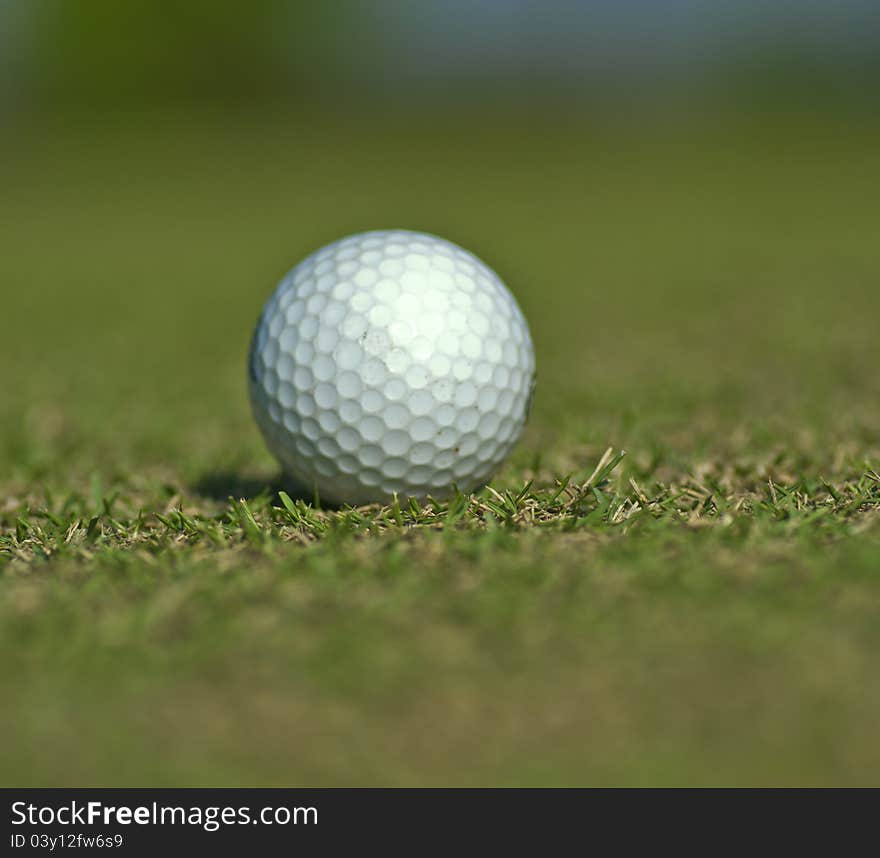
[2,110,879,786]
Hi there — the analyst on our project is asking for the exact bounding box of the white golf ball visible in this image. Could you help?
[248,230,535,505]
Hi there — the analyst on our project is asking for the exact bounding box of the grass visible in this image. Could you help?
[1,108,879,786]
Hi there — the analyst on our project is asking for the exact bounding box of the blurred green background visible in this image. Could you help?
[1,1,879,786]
[3,0,879,114]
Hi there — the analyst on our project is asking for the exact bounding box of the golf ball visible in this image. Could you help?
[248,230,535,505]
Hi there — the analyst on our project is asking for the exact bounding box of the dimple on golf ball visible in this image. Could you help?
[248,230,535,505]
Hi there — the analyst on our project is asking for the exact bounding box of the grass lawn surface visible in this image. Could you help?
[2,111,879,786]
